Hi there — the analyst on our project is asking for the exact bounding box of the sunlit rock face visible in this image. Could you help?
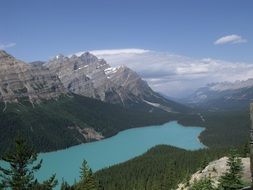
[0,50,65,103]
[0,50,180,112]
[46,52,160,107]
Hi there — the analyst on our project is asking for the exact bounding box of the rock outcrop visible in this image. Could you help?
[177,157,251,190]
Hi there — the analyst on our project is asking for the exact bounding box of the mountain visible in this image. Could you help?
[0,51,188,156]
[0,50,65,103]
[184,79,253,111]
[45,52,187,112]
[0,50,186,113]
[0,94,177,156]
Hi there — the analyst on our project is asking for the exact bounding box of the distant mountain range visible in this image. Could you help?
[2,49,251,156]
[0,50,188,155]
[184,79,253,111]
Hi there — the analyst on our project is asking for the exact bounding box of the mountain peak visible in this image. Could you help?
[45,52,180,112]
[77,52,99,62]
[0,51,182,113]
[55,54,65,59]
[0,50,14,59]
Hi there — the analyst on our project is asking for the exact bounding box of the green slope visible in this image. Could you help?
[94,106,251,190]
[178,110,250,148]
[1,94,249,155]
[0,94,178,156]
[95,145,232,190]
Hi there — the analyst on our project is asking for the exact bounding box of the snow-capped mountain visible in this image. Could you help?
[46,52,187,112]
[0,50,188,156]
[0,50,186,113]
[186,79,253,110]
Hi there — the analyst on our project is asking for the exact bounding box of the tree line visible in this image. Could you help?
[0,138,249,190]
[0,138,101,190]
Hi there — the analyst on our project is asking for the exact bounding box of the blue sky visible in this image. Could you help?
[1,0,253,62]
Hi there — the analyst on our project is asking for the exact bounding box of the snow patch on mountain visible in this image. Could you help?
[143,100,161,107]
[104,67,120,75]
[208,78,253,91]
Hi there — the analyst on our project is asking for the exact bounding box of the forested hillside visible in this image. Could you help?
[95,108,251,189]
[95,145,239,190]
[0,94,177,156]
[1,92,249,157]
[178,110,250,148]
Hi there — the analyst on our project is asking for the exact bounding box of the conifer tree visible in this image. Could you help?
[80,160,90,181]
[189,176,216,190]
[60,180,75,190]
[218,150,244,190]
[77,160,97,190]
[0,137,57,190]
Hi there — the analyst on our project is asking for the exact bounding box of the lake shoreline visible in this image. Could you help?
[38,120,206,156]
[1,121,205,189]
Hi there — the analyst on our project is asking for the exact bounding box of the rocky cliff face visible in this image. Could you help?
[45,52,177,111]
[0,50,183,112]
[0,50,65,103]
[45,53,111,101]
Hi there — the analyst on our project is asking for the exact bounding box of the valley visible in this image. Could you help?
[0,51,252,189]
[0,50,188,157]
[31,121,204,186]
[1,1,253,189]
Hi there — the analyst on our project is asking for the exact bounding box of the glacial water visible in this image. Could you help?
[0,121,205,187]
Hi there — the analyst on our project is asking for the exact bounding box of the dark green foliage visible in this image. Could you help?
[60,160,99,190]
[0,93,250,190]
[0,138,57,190]
[218,151,244,190]
[76,160,98,190]
[242,142,250,157]
[0,93,250,158]
[0,138,42,189]
[200,156,209,171]
[0,94,176,156]
[178,110,250,148]
[80,160,90,181]
[32,175,58,190]
[189,176,216,190]
[95,145,230,190]
[60,180,75,190]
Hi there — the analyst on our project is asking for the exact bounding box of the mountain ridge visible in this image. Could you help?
[0,50,187,113]
[0,50,66,103]
[0,50,189,156]
[184,79,253,111]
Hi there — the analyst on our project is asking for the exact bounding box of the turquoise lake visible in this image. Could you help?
[0,121,205,187]
[37,121,205,185]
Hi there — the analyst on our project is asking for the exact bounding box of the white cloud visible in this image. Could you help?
[90,49,150,56]
[0,42,16,50]
[90,49,253,97]
[176,64,209,75]
[73,48,150,57]
[214,34,247,45]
